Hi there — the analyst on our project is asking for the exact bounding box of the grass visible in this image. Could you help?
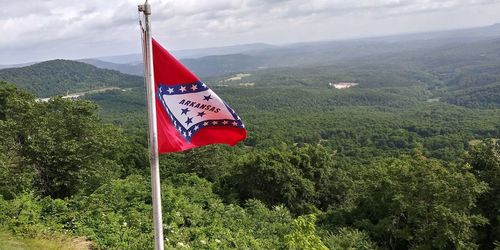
[0,230,91,250]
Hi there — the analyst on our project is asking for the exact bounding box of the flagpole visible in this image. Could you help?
[138,1,164,250]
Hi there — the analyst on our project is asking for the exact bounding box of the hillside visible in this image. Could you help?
[0,60,143,97]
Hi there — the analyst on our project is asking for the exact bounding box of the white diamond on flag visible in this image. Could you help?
[157,82,244,141]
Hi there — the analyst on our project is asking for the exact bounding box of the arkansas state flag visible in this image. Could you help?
[152,39,246,153]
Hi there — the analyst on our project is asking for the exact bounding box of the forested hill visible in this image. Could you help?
[0,59,143,97]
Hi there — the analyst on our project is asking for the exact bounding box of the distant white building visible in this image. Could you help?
[35,98,50,103]
[329,82,359,89]
[63,94,81,100]
[35,94,81,103]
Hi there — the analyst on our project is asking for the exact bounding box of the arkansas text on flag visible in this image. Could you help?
[152,39,246,153]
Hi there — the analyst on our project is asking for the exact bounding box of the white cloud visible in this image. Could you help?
[0,0,499,64]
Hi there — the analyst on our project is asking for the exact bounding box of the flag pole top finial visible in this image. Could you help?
[138,1,151,15]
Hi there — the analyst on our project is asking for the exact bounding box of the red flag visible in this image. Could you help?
[152,39,246,153]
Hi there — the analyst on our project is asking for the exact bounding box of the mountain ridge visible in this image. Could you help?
[82,23,500,77]
[2,22,500,73]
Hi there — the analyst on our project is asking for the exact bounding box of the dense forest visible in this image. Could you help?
[1,24,500,249]
[1,73,500,249]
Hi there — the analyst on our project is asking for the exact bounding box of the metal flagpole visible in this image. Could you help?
[138,1,164,250]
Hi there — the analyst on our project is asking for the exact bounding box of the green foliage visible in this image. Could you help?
[25,98,127,197]
[323,157,488,249]
[158,144,241,183]
[228,146,318,214]
[0,81,36,199]
[84,88,147,134]
[0,126,34,199]
[284,214,328,250]
[323,227,378,250]
[161,174,293,249]
[73,175,153,249]
[46,174,295,249]
[0,155,35,200]
[208,64,437,89]
[0,82,140,198]
[0,81,20,119]
[225,145,354,214]
[0,193,72,239]
[442,82,500,108]
[468,140,500,248]
[0,193,45,237]
[0,60,142,97]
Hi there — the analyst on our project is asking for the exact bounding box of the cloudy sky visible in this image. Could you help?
[1,0,500,64]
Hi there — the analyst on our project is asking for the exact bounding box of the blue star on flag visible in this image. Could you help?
[185,117,193,125]
[181,108,190,115]
[203,94,212,101]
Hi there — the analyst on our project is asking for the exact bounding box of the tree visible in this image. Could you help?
[223,144,356,214]
[227,146,318,214]
[323,227,378,250]
[468,139,500,248]
[284,214,328,250]
[323,156,488,249]
[0,83,137,198]
[22,98,131,197]
[0,81,36,199]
